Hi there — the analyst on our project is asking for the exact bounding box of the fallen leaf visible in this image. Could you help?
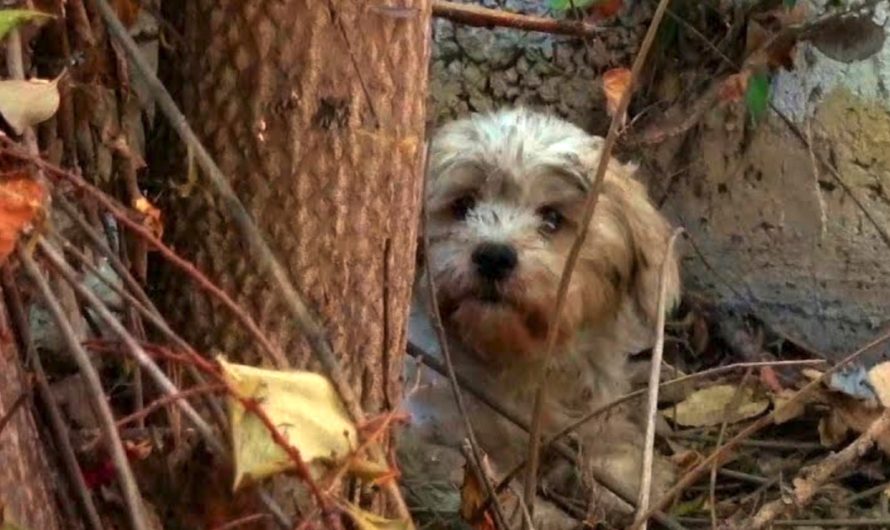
[112,0,141,28]
[670,449,704,471]
[0,174,47,263]
[827,364,877,402]
[602,67,631,120]
[812,16,886,64]
[0,75,62,135]
[719,71,750,103]
[818,408,850,447]
[123,439,152,460]
[0,9,52,41]
[868,362,890,407]
[459,456,498,530]
[760,366,784,393]
[589,0,623,20]
[134,196,163,239]
[343,501,411,530]
[772,388,808,424]
[347,457,396,485]
[669,384,770,427]
[218,357,358,490]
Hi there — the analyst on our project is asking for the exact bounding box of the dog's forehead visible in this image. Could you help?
[431,109,599,202]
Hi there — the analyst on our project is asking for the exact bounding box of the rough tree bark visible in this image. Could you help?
[159,2,431,415]
[0,288,64,530]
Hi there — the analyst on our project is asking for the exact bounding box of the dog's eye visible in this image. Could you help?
[538,206,564,234]
[450,195,476,220]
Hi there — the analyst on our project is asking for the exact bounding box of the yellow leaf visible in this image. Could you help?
[342,502,411,530]
[133,196,163,239]
[867,361,890,407]
[218,357,358,490]
[670,384,770,427]
[347,457,395,484]
[0,74,61,135]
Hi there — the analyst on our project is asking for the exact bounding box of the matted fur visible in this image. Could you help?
[402,108,681,527]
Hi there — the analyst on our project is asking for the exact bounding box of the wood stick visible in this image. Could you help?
[432,0,601,38]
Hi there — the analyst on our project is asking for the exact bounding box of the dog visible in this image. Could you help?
[400,107,681,528]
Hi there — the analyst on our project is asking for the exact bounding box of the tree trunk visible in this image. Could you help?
[0,289,65,530]
[160,1,430,414]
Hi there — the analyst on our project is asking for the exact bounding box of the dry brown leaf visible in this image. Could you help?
[459,456,497,530]
[113,0,141,28]
[818,409,850,448]
[134,196,163,239]
[671,384,770,427]
[123,439,152,460]
[867,361,890,407]
[718,71,750,103]
[670,449,704,472]
[602,67,631,120]
[0,174,46,263]
[0,75,62,135]
[772,389,808,425]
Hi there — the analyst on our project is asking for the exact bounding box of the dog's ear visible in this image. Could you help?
[606,163,681,325]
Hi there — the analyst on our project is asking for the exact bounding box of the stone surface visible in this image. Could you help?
[428,0,890,361]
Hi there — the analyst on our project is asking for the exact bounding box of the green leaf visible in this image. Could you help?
[745,72,770,124]
[549,0,597,11]
[783,0,797,7]
[0,9,52,41]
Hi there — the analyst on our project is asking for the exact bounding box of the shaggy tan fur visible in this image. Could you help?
[402,108,681,528]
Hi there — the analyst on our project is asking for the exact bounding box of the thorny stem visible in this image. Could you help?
[18,245,151,530]
[634,228,683,529]
[115,384,227,428]
[1,266,105,530]
[523,0,675,517]
[628,326,890,529]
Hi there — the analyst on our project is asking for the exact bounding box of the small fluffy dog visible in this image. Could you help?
[402,108,680,527]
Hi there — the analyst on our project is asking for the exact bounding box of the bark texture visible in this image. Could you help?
[0,293,64,530]
[160,1,431,412]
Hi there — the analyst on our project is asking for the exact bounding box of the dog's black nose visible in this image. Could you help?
[472,242,518,281]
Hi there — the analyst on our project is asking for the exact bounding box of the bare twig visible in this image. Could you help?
[115,384,226,428]
[744,407,890,529]
[1,266,105,530]
[628,326,890,529]
[18,245,150,530]
[420,143,510,530]
[634,228,683,529]
[0,388,29,438]
[210,513,272,530]
[432,0,601,37]
[50,221,229,430]
[709,368,754,529]
[36,236,224,454]
[524,0,684,515]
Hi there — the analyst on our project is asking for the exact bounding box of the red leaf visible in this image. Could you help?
[590,0,623,20]
[0,172,46,263]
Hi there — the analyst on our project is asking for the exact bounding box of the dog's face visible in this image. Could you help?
[422,109,679,366]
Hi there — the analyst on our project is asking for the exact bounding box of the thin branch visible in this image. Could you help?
[634,228,683,529]
[1,266,105,530]
[0,388,29,438]
[50,220,229,430]
[432,0,602,38]
[524,0,679,516]
[744,407,890,530]
[36,236,224,454]
[115,384,226,428]
[18,245,151,530]
[628,326,890,529]
[709,368,754,529]
[420,143,510,530]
